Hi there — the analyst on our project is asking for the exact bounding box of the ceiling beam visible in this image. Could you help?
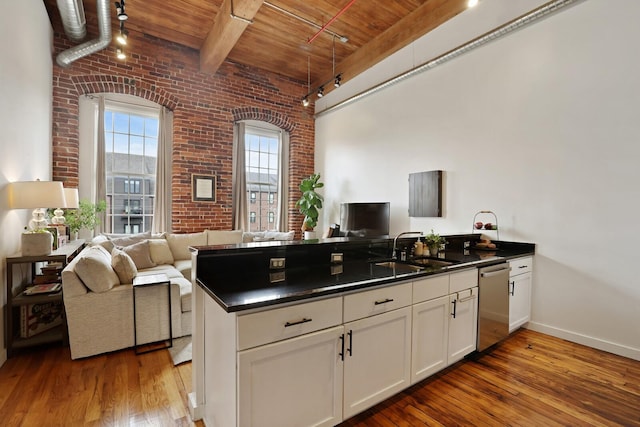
[200,0,264,74]
[312,0,469,95]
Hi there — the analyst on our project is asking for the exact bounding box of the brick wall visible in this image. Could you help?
[51,25,315,235]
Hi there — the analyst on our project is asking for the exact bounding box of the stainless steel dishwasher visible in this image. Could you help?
[477,262,511,351]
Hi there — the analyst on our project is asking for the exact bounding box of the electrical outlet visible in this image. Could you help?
[269,258,286,269]
[463,241,471,249]
[331,252,343,263]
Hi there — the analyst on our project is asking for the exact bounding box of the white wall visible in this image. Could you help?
[0,2,54,365]
[316,0,640,360]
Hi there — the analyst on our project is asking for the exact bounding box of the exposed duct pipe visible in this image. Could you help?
[56,0,87,42]
[56,0,112,68]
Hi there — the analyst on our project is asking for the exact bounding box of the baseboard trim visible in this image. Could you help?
[188,391,202,421]
[527,322,640,361]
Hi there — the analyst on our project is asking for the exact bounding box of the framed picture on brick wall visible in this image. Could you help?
[192,174,216,202]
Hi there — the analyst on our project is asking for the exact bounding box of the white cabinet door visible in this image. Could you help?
[343,306,412,419]
[238,326,344,427]
[447,287,478,365]
[411,295,449,384]
[509,272,532,332]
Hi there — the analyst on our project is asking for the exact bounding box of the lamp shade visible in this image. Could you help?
[8,181,66,209]
[64,188,79,209]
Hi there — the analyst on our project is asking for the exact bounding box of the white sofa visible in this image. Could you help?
[62,230,247,359]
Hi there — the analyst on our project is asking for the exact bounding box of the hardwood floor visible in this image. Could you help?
[339,329,640,427]
[0,344,203,426]
[0,329,638,426]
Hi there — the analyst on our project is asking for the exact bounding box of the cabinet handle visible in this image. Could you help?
[347,330,353,356]
[510,281,515,296]
[451,299,457,319]
[374,298,394,305]
[284,318,312,327]
[519,265,527,269]
[339,334,345,361]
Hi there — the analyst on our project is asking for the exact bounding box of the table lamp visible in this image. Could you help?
[8,180,66,255]
[51,188,79,225]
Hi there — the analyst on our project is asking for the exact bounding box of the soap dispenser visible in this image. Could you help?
[414,237,424,256]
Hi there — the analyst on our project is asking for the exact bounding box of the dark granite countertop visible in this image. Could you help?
[194,236,535,313]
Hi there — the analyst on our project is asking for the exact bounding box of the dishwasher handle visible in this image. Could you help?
[480,266,510,278]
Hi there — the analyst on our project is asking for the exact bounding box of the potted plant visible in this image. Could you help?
[65,200,106,239]
[425,229,446,256]
[295,173,324,240]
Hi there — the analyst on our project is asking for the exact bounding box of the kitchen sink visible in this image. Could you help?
[374,261,425,273]
[408,258,455,268]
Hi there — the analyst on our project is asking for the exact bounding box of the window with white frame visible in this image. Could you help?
[104,106,159,234]
[245,124,280,232]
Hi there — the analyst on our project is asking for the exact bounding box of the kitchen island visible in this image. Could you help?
[189,235,534,426]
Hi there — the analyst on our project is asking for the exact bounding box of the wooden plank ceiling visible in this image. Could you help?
[45,0,470,96]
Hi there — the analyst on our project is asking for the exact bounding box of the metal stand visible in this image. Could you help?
[472,210,500,241]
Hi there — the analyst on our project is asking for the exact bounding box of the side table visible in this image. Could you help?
[132,273,173,354]
[4,239,86,358]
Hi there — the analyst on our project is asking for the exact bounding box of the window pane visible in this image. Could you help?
[145,118,158,137]
[114,133,129,154]
[114,113,129,133]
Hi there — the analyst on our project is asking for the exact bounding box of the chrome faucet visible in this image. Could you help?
[392,231,423,260]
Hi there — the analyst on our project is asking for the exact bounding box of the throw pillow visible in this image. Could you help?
[74,247,120,293]
[167,232,207,261]
[205,230,244,245]
[109,231,152,248]
[111,247,138,284]
[148,239,174,265]
[120,240,156,269]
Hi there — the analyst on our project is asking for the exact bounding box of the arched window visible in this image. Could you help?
[232,120,289,232]
[78,94,173,235]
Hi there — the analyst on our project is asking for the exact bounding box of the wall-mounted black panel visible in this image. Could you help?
[409,170,443,217]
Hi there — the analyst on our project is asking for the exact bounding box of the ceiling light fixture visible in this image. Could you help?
[115,0,128,21]
[468,0,479,7]
[334,74,342,88]
[302,96,310,107]
[116,47,126,60]
[116,22,128,45]
[317,86,324,98]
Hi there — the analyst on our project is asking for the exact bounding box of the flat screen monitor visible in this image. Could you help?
[340,202,390,238]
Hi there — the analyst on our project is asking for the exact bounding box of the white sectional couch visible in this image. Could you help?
[62,230,246,359]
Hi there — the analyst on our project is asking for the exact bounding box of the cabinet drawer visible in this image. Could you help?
[509,256,533,276]
[237,297,343,351]
[344,282,412,323]
[413,274,449,303]
[449,269,478,293]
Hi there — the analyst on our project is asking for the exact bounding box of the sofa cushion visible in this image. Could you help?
[121,240,156,269]
[111,248,138,284]
[167,232,207,261]
[75,246,120,293]
[205,229,243,245]
[148,239,174,265]
[173,259,192,280]
[242,231,264,243]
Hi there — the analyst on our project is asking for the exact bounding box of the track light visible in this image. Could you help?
[467,0,479,7]
[334,74,342,88]
[317,86,324,98]
[302,96,310,107]
[116,23,128,45]
[116,47,126,60]
[115,1,128,21]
